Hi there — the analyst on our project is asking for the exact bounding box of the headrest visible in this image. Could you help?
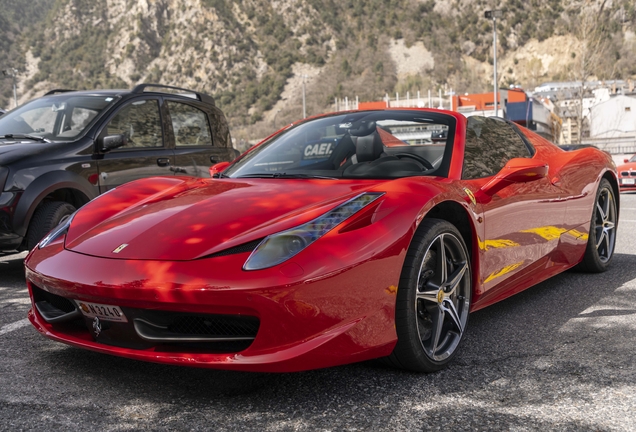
[356,131,384,162]
[348,121,376,137]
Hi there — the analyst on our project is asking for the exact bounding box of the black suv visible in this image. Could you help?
[0,84,236,251]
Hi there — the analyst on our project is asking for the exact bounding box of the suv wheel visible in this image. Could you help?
[26,201,76,250]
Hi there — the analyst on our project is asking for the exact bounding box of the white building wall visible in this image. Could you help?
[590,95,636,138]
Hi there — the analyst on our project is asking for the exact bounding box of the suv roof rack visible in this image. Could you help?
[131,83,215,106]
[44,89,75,96]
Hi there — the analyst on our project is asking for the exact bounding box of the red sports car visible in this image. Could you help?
[25,109,619,373]
[617,154,636,192]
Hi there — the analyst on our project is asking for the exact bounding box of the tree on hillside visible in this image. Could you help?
[567,0,611,144]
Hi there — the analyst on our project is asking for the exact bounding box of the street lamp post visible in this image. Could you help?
[485,10,502,116]
[2,68,18,108]
[301,74,307,119]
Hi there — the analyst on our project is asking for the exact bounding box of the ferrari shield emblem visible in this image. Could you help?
[92,317,102,338]
[464,188,477,206]
[112,243,129,254]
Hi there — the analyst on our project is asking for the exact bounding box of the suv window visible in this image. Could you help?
[0,95,117,141]
[105,99,163,148]
[462,117,531,179]
[167,101,212,147]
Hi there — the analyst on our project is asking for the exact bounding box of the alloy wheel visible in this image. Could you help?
[594,187,616,263]
[414,233,471,361]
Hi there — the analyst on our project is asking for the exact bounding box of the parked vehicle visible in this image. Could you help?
[617,154,636,192]
[0,84,235,251]
[25,109,618,373]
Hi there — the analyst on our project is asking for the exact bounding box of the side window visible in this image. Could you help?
[167,101,212,147]
[462,117,531,179]
[105,99,163,148]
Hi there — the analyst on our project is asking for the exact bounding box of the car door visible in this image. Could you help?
[95,97,174,192]
[165,99,228,177]
[462,117,565,293]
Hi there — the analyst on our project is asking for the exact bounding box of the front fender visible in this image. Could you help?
[13,170,97,236]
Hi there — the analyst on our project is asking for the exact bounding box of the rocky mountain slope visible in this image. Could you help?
[1,0,635,137]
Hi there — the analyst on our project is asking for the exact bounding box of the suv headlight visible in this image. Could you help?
[243,192,384,270]
[38,212,76,249]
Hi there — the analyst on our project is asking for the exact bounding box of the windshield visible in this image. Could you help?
[225,110,455,179]
[0,94,119,141]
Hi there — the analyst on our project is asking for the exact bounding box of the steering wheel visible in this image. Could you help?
[393,153,434,170]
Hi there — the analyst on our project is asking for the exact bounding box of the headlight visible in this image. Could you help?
[243,192,384,270]
[38,211,76,249]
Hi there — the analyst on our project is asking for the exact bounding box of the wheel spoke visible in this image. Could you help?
[601,192,611,222]
[596,202,606,222]
[442,298,464,334]
[601,229,611,258]
[429,306,445,356]
[438,235,447,283]
[417,289,440,304]
[444,261,468,296]
[596,229,606,249]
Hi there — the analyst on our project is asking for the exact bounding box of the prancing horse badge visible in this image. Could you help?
[112,243,129,254]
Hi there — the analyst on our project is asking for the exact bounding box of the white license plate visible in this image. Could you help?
[622,178,635,185]
[75,300,128,322]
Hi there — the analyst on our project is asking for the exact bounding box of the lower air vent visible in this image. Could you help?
[133,311,260,343]
[31,285,80,323]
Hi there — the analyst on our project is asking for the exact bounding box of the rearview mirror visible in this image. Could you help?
[210,161,230,177]
[476,158,548,202]
[100,134,128,152]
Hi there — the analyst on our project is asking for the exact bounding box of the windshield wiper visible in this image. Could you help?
[0,134,50,143]
[236,172,337,180]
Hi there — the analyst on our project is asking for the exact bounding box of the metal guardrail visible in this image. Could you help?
[582,136,636,155]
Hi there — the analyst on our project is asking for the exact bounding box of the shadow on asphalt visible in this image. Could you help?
[26,253,636,428]
[0,254,27,287]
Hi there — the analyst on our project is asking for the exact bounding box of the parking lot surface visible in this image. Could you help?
[1,195,635,431]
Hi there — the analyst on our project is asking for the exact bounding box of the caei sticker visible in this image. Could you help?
[303,141,335,159]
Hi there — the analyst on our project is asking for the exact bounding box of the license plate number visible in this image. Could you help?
[75,300,128,322]
[622,178,635,185]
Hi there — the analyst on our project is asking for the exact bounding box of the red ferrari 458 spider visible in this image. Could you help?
[25,109,619,373]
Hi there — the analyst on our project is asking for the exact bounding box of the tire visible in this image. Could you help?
[26,201,76,250]
[387,218,472,373]
[575,178,617,273]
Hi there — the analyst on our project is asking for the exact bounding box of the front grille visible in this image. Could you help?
[30,283,259,353]
[621,171,636,177]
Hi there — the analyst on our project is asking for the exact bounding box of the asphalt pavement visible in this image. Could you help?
[1,194,635,431]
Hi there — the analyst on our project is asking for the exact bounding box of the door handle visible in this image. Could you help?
[210,157,217,164]
[157,158,170,167]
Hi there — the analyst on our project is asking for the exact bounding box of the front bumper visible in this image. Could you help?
[618,178,636,191]
[26,242,401,372]
[0,192,23,250]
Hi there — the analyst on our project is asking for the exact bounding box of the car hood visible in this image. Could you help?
[0,140,68,165]
[617,162,636,173]
[65,178,386,261]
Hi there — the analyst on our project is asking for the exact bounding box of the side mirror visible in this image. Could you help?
[625,159,630,163]
[210,161,230,177]
[100,134,128,152]
[476,158,548,202]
